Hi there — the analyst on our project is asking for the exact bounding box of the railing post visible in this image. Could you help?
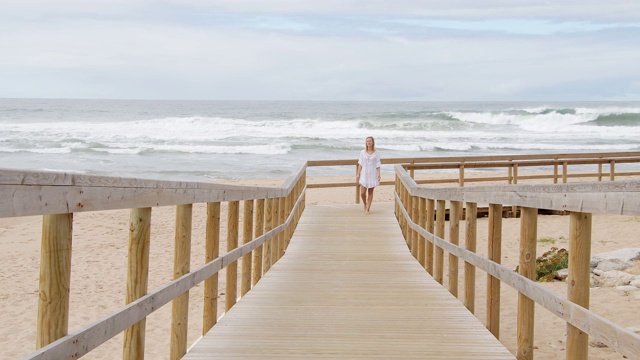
[225,201,239,312]
[253,199,265,286]
[512,164,519,217]
[263,198,273,273]
[279,196,286,257]
[508,164,513,184]
[610,160,616,181]
[517,207,537,360]
[563,161,568,183]
[426,199,435,275]
[203,202,221,334]
[123,208,151,360]
[464,202,477,313]
[37,213,73,349]
[355,164,360,204]
[567,212,592,360]
[170,204,192,360]
[434,200,446,285]
[418,197,426,268]
[410,195,417,255]
[241,200,254,297]
[598,163,603,181]
[271,198,279,265]
[554,161,559,184]
[487,203,502,339]
[449,201,461,297]
[458,163,464,187]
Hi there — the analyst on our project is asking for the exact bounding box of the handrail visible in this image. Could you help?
[393,163,640,358]
[9,164,308,360]
[24,185,307,360]
[0,166,305,218]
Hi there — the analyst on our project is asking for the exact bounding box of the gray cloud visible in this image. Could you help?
[1,1,639,100]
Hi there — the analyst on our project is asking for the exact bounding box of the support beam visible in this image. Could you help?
[37,213,73,349]
[123,208,151,360]
[170,204,192,360]
[487,204,502,338]
[517,207,537,360]
[567,212,592,360]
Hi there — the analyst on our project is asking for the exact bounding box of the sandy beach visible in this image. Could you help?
[1,172,639,359]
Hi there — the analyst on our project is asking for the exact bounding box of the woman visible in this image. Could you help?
[356,136,381,214]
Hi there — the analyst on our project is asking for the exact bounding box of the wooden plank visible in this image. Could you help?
[170,204,192,360]
[517,207,537,360]
[567,212,592,360]
[203,202,221,334]
[123,208,151,360]
[184,204,514,359]
[37,213,73,349]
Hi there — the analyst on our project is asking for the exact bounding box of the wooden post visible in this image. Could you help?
[271,198,279,265]
[252,199,265,286]
[263,198,273,274]
[508,165,513,184]
[123,208,151,360]
[279,196,286,257]
[411,195,419,259]
[563,161,568,183]
[426,199,435,275]
[512,164,519,217]
[434,200,446,285]
[464,202,477,313]
[459,164,464,187]
[517,207,537,360]
[241,200,254,297]
[170,204,192,360]
[355,165,360,204]
[567,212,592,360]
[449,201,461,297]
[225,201,239,312]
[285,192,292,248]
[418,198,426,268]
[610,160,615,181]
[598,163,603,181]
[203,202,220,335]
[408,195,416,254]
[554,162,559,184]
[37,213,73,349]
[487,203,502,338]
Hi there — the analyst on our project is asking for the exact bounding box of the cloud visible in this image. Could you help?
[1,1,639,100]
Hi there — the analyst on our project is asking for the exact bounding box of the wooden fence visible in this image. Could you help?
[3,150,640,359]
[1,165,306,360]
[394,164,640,359]
[307,151,640,203]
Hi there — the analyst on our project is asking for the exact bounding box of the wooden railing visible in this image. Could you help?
[393,164,640,359]
[307,151,640,203]
[4,150,640,359]
[1,165,307,360]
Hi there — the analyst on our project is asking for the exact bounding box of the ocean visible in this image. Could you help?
[1,99,639,182]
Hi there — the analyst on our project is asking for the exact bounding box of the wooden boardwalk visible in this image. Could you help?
[184,203,515,359]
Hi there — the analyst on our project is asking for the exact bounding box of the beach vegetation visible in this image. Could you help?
[537,236,556,244]
[515,247,569,282]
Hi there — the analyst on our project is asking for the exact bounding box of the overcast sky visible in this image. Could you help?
[2,1,640,101]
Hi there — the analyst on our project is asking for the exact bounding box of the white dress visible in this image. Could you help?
[358,150,381,189]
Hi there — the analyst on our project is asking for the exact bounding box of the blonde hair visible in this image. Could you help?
[365,136,375,151]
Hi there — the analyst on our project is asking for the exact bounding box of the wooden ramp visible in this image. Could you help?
[184,203,515,359]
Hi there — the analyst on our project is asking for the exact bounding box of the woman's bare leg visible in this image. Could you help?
[365,187,374,214]
[360,186,367,211]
